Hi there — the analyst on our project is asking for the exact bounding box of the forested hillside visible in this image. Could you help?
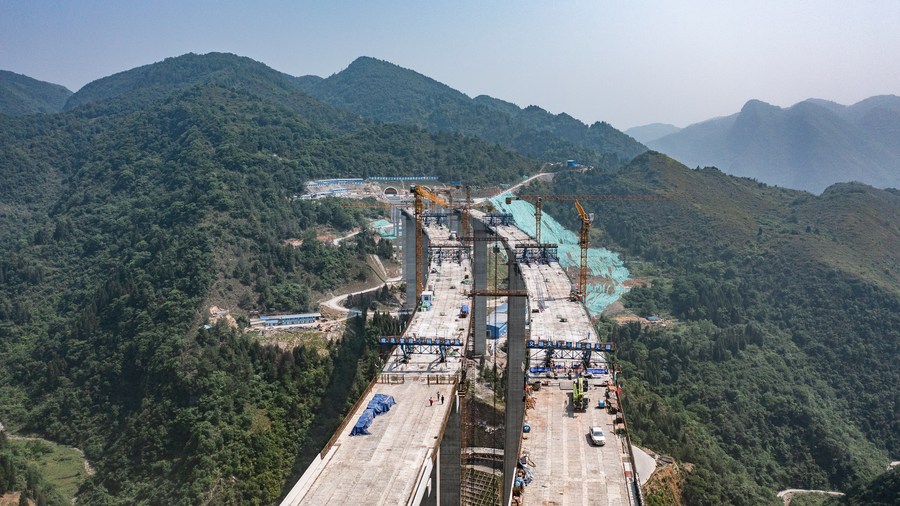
[0,54,535,504]
[296,56,647,167]
[0,70,72,116]
[539,153,899,504]
[840,466,900,505]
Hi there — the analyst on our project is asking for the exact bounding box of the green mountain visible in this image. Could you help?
[648,97,900,193]
[63,52,358,131]
[539,153,899,504]
[0,70,72,116]
[0,53,535,505]
[295,56,647,167]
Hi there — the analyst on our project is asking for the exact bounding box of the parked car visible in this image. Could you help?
[589,426,606,446]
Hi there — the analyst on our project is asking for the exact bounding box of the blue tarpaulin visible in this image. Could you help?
[350,408,376,436]
[350,393,397,436]
[367,394,396,415]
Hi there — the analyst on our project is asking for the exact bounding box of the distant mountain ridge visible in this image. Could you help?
[295,56,647,166]
[0,70,72,116]
[648,96,900,193]
[624,123,681,144]
[62,53,646,167]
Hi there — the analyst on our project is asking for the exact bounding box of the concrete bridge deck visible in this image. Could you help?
[477,215,633,506]
[284,380,457,505]
[282,221,468,506]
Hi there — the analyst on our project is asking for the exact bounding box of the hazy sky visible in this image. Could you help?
[2,0,899,129]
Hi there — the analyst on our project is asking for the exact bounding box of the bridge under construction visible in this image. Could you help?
[281,187,645,506]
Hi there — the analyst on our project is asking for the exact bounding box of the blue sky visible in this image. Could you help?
[2,0,899,129]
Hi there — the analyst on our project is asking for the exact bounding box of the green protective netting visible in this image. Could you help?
[490,194,631,316]
[369,218,397,239]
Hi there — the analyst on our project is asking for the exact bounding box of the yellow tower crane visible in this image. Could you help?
[574,200,591,301]
[410,185,449,300]
[460,185,472,240]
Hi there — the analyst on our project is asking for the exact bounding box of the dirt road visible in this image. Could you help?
[320,276,402,315]
[332,229,361,246]
[474,172,553,204]
[777,489,844,506]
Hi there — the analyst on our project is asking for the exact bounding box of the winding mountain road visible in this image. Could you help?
[320,276,402,315]
[474,172,552,204]
[777,488,844,506]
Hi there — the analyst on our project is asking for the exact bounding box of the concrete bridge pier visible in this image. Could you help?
[422,392,462,506]
[502,253,527,506]
[471,218,490,355]
[403,210,417,308]
[422,232,431,289]
[402,209,433,310]
[392,204,402,242]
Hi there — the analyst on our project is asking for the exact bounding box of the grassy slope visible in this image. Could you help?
[7,438,88,501]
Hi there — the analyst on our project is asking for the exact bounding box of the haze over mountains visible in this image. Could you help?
[643,96,900,194]
[624,123,681,144]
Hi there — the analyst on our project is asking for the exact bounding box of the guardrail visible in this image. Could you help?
[405,379,460,506]
[319,373,381,459]
[378,374,406,384]
[615,377,645,506]
[316,300,416,459]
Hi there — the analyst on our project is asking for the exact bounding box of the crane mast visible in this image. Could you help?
[410,185,449,300]
[574,200,591,302]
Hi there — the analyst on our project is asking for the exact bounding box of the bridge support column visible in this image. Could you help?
[422,392,461,506]
[423,231,431,285]
[472,218,489,355]
[392,204,401,242]
[503,255,527,505]
[403,211,417,308]
[439,393,461,505]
